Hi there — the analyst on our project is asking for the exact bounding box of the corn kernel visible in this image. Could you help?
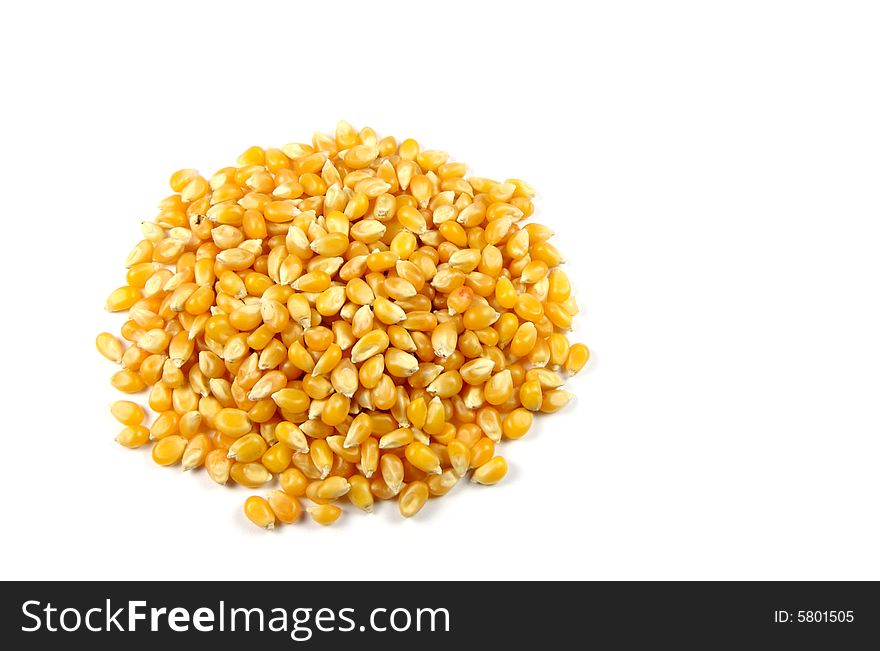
[244,495,276,530]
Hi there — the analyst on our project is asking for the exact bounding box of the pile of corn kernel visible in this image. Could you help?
[97,122,589,529]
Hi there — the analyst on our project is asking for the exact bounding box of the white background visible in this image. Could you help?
[1,0,878,581]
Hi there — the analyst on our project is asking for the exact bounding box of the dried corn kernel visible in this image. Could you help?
[244,495,276,530]
[308,504,342,526]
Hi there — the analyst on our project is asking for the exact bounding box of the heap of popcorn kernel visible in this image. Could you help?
[97,121,590,529]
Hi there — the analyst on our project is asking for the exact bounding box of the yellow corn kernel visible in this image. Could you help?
[308,504,342,526]
[267,490,302,524]
[547,268,571,302]
[544,301,573,330]
[298,322,329,353]
[510,322,538,358]
[423,396,446,436]
[548,333,571,369]
[380,453,405,494]
[514,293,543,322]
[204,449,233,485]
[244,495,276,530]
[472,456,508,485]
[310,439,333,478]
[111,369,146,394]
[426,370,463,399]
[105,285,140,312]
[321,393,350,426]
[540,389,574,413]
[272,388,310,414]
[227,432,268,463]
[230,462,273,488]
[384,348,419,377]
[405,397,427,430]
[502,408,534,440]
[405,441,441,475]
[525,367,565,390]
[430,320,457,360]
[565,343,590,374]
[343,412,372,448]
[247,370,287,401]
[379,427,414,450]
[151,434,187,466]
[470,433,497,467]
[149,411,180,441]
[271,423,306,455]
[350,329,390,364]
[181,433,212,471]
[426,469,459,496]
[447,439,471,477]
[484,370,513,406]
[457,358,493,386]
[214,408,252,437]
[475,406,502,443]
[359,437,379,478]
[315,476,351,500]
[373,296,407,325]
[398,481,429,517]
[116,425,150,448]
[346,474,374,512]
[519,379,543,412]
[177,409,203,439]
[109,400,144,426]
[96,332,125,363]
[279,467,308,497]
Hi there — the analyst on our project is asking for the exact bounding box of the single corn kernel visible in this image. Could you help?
[227,433,268,463]
[315,476,351,500]
[205,449,234,485]
[151,435,187,466]
[116,425,150,448]
[347,474,374,512]
[110,400,144,426]
[308,504,342,526]
[267,490,302,524]
[279,468,309,497]
[484,370,513,406]
[106,286,140,312]
[519,379,543,412]
[96,333,125,363]
[502,408,534,440]
[111,369,146,394]
[472,456,508,485]
[181,433,212,471]
[541,389,574,413]
[565,343,590,374]
[214,408,252,437]
[244,495,276,530]
[447,439,471,477]
[230,462,273,488]
[398,481,429,517]
[405,441,442,475]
